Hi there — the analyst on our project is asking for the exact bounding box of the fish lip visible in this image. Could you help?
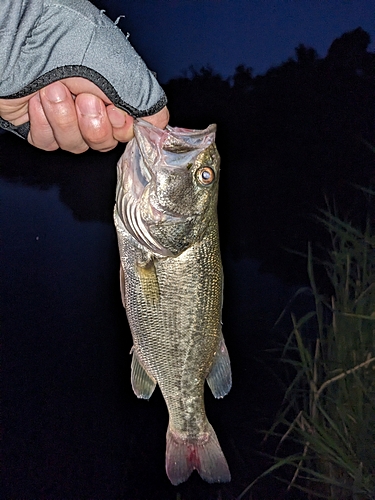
[137,118,217,141]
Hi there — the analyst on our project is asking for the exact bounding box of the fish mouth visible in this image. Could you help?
[135,119,217,181]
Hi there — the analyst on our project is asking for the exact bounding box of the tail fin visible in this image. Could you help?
[165,423,231,485]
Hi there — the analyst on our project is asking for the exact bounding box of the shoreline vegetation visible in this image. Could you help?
[238,191,375,499]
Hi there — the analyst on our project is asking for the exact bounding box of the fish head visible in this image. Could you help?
[115,120,220,257]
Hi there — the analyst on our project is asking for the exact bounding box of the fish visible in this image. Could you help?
[113,119,231,485]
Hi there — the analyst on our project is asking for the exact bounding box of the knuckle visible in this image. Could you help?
[113,127,133,143]
[98,144,117,153]
[84,125,110,145]
[85,130,116,150]
[31,140,59,151]
[54,113,79,132]
[65,143,89,154]
[44,143,59,152]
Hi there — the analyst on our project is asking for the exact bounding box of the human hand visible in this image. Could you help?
[0,78,169,153]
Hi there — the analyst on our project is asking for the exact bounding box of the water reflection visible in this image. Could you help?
[1,148,305,499]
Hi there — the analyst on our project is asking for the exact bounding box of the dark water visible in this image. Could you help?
[1,136,307,499]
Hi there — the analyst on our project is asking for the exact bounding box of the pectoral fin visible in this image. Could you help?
[206,334,232,398]
[131,350,157,399]
[136,257,160,305]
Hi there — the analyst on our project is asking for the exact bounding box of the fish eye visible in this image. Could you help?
[196,167,215,185]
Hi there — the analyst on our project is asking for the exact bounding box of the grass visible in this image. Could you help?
[237,195,375,500]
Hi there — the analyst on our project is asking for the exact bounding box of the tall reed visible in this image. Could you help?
[238,201,375,500]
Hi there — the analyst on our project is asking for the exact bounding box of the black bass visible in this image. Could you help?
[114,120,231,485]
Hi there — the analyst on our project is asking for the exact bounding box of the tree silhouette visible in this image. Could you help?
[326,27,372,71]
[295,44,318,65]
[163,28,375,282]
[231,64,254,92]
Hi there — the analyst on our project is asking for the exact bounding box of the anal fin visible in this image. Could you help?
[131,350,156,399]
[206,334,232,398]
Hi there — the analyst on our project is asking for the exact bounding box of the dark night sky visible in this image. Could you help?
[96,0,375,82]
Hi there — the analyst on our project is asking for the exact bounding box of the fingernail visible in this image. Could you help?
[76,95,102,116]
[44,82,67,103]
[107,106,126,128]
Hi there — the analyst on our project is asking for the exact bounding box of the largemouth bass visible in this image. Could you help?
[114,120,231,485]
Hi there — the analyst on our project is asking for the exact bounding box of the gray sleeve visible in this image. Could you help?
[0,0,167,137]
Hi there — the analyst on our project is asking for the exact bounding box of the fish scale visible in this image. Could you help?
[114,120,232,485]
